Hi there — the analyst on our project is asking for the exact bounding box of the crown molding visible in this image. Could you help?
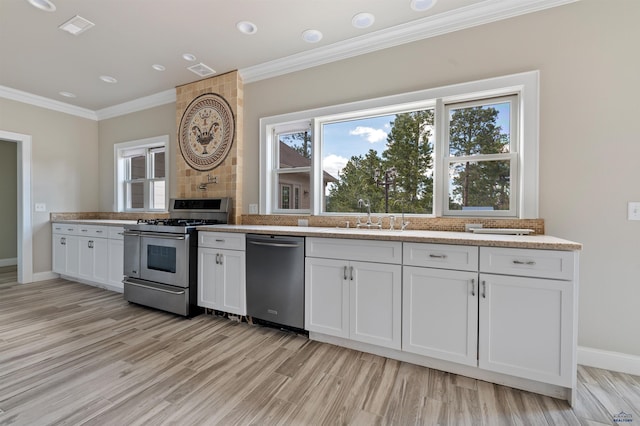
[239,0,579,83]
[94,89,176,120]
[2,0,577,118]
[0,85,98,120]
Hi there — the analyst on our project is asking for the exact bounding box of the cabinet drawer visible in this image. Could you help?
[306,237,402,264]
[403,243,478,271]
[199,232,245,250]
[52,223,77,234]
[77,225,108,238]
[108,227,125,240]
[480,247,575,280]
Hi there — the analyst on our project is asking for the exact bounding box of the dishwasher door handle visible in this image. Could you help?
[248,240,301,248]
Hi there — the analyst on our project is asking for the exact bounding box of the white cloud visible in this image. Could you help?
[323,154,348,178]
[349,126,387,143]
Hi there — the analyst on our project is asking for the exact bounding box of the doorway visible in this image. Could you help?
[0,130,32,283]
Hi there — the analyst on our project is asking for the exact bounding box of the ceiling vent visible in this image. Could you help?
[187,63,216,77]
[58,15,95,36]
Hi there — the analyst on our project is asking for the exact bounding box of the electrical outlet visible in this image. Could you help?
[628,202,640,221]
[298,219,309,227]
[35,203,46,212]
[249,204,258,214]
[465,223,483,232]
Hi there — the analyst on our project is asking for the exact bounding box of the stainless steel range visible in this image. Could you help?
[123,198,230,316]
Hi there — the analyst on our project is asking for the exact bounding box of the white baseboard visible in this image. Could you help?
[0,257,17,267]
[578,346,640,376]
[31,271,59,282]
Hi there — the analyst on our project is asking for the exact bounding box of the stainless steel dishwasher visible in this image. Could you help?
[246,234,305,330]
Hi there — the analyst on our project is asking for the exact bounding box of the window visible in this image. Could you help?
[260,72,539,218]
[115,136,169,211]
[270,123,313,213]
[444,96,518,216]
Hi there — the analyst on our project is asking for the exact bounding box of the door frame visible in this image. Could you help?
[0,130,32,283]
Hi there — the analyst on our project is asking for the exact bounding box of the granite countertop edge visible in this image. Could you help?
[197,225,582,251]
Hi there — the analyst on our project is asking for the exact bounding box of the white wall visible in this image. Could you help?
[0,141,17,263]
[0,98,99,274]
[242,0,640,356]
[97,103,177,211]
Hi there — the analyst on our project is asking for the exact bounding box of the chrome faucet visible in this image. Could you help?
[356,199,382,229]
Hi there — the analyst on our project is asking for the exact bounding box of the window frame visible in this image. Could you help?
[260,71,539,218]
[442,95,519,217]
[114,135,169,212]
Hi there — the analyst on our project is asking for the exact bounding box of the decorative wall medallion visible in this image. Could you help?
[179,93,235,171]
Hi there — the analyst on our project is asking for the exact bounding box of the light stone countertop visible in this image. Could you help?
[197,224,582,251]
[52,219,137,226]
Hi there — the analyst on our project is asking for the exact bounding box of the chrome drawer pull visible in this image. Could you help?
[429,254,447,259]
[482,281,486,299]
[513,260,536,265]
[343,266,348,280]
[470,279,475,296]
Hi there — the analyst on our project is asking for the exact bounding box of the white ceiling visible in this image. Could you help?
[0,0,576,113]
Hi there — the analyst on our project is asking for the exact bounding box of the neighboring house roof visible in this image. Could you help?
[279,141,338,183]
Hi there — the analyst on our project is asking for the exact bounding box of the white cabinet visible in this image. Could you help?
[478,247,577,387]
[402,243,479,366]
[198,232,246,315]
[305,238,402,350]
[107,228,125,291]
[52,223,126,292]
[403,266,478,366]
[78,235,109,284]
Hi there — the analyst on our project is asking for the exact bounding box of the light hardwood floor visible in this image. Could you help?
[0,266,638,425]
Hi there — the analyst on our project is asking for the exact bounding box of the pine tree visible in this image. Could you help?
[448,107,509,210]
[382,111,434,213]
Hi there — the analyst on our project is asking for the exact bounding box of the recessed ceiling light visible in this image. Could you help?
[182,53,197,62]
[152,64,166,71]
[27,0,56,12]
[352,12,375,29]
[99,75,117,84]
[58,15,95,36]
[59,91,76,98]
[302,29,323,43]
[237,21,257,35]
[410,0,437,12]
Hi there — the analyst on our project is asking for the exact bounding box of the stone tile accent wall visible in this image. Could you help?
[175,71,244,224]
[241,214,545,235]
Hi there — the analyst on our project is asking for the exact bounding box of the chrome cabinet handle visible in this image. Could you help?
[60,237,66,245]
[513,260,536,265]
[219,253,223,265]
[482,280,487,299]
[215,253,220,264]
[429,254,447,259]
[343,266,348,280]
[215,239,225,242]
[350,266,354,281]
[471,278,475,296]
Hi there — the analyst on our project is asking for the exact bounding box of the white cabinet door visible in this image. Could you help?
[78,237,108,284]
[92,238,109,284]
[108,238,124,290]
[52,235,67,274]
[198,247,219,309]
[305,257,349,338]
[65,235,80,276]
[402,266,478,366]
[478,273,574,387]
[350,261,402,350]
[197,247,246,315]
[218,249,246,315]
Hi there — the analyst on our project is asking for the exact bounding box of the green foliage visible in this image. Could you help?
[281,131,311,159]
[448,107,510,210]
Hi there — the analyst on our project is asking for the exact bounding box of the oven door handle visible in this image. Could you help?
[123,280,186,295]
[140,232,186,240]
